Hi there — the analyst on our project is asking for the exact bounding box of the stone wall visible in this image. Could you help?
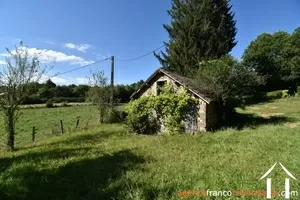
[140,74,174,97]
[197,99,207,132]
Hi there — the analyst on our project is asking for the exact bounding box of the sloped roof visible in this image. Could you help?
[130,68,212,103]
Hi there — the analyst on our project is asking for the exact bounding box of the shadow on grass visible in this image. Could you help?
[0,148,146,200]
[226,112,295,130]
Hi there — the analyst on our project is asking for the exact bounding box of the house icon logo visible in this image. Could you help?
[259,162,296,199]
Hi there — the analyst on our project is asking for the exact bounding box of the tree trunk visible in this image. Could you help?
[5,107,15,151]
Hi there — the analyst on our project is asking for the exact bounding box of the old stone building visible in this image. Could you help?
[130,68,219,133]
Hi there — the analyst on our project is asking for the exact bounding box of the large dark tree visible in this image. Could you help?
[155,0,237,76]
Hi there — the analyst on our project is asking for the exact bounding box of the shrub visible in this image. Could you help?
[105,108,127,123]
[282,90,289,98]
[266,90,290,100]
[125,97,160,134]
[297,86,300,97]
[266,90,283,100]
[126,84,197,135]
[46,100,54,108]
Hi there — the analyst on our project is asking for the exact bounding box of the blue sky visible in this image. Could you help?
[0,0,299,85]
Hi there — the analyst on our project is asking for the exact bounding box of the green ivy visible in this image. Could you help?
[126,83,197,135]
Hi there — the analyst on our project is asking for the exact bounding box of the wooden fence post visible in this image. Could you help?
[32,126,36,142]
[60,120,64,134]
[76,119,79,129]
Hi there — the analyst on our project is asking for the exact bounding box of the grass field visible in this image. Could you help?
[0,104,127,148]
[0,98,300,199]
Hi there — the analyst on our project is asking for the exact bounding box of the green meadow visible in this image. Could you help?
[0,98,300,199]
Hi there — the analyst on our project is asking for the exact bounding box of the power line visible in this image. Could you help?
[50,58,110,78]
[115,45,165,62]
[49,2,229,76]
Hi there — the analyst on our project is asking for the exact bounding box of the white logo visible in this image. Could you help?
[260,162,296,199]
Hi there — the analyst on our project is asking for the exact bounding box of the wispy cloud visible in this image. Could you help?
[45,41,55,45]
[96,53,110,59]
[1,47,94,66]
[63,43,90,53]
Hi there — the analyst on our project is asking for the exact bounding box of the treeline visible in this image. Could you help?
[23,79,144,104]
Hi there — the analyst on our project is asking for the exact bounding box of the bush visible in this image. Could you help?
[105,108,127,123]
[297,86,300,97]
[126,84,196,135]
[282,90,289,98]
[125,96,160,134]
[266,90,290,100]
[46,100,54,108]
[266,90,283,100]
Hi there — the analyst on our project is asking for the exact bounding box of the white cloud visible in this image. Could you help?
[63,43,90,53]
[45,41,55,45]
[1,47,94,66]
[75,77,88,84]
[39,75,89,85]
[0,60,6,65]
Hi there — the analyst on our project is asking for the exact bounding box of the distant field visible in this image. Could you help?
[0,98,300,199]
[0,103,128,148]
[0,105,99,148]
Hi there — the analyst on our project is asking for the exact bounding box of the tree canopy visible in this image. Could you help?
[242,27,300,92]
[155,0,237,76]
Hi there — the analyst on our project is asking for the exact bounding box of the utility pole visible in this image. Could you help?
[110,56,114,107]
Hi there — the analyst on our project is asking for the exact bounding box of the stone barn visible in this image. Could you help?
[130,68,219,133]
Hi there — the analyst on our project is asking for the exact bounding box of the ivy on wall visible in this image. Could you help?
[126,83,197,135]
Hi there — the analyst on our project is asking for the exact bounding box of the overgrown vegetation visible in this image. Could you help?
[126,84,197,134]
[266,90,289,100]
[193,56,265,122]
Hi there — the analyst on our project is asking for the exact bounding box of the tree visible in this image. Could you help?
[73,85,90,98]
[86,70,110,123]
[0,42,47,151]
[45,79,56,88]
[242,28,300,92]
[194,56,264,123]
[155,0,237,76]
